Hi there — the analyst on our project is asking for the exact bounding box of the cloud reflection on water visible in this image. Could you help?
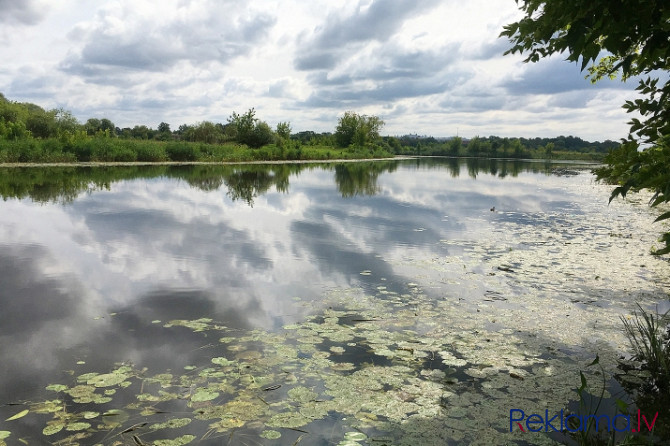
[0,159,623,406]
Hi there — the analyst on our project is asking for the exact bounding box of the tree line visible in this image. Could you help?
[383,135,617,160]
[0,93,395,162]
[1,91,615,163]
[0,94,382,148]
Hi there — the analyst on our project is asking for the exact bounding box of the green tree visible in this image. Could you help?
[192,121,223,144]
[335,111,384,148]
[25,109,54,138]
[100,118,116,135]
[228,108,274,148]
[53,108,80,135]
[510,138,525,158]
[467,136,482,157]
[156,122,172,141]
[157,122,171,134]
[544,142,554,159]
[85,118,101,135]
[131,125,151,140]
[447,137,462,156]
[501,0,670,253]
[276,121,291,140]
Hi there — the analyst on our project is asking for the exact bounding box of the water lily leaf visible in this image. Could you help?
[5,409,28,421]
[66,422,91,431]
[210,417,245,430]
[32,400,63,414]
[149,418,192,430]
[288,386,317,403]
[87,372,128,388]
[153,435,196,446]
[211,357,236,366]
[190,388,219,402]
[260,430,281,439]
[266,411,311,428]
[166,319,213,332]
[45,384,68,392]
[102,409,129,426]
[344,432,367,441]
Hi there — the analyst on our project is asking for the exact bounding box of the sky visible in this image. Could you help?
[0,0,642,141]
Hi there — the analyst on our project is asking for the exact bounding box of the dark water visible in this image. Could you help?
[0,158,667,445]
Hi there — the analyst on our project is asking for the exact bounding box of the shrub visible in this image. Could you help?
[166,142,200,161]
[228,108,275,148]
[135,142,168,162]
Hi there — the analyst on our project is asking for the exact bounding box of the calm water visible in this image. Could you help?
[0,159,668,445]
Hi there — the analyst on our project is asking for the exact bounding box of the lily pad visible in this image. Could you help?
[45,384,68,392]
[344,432,367,441]
[260,430,282,439]
[150,418,192,430]
[288,386,317,403]
[66,422,91,431]
[87,372,128,388]
[190,388,220,402]
[153,435,196,446]
[211,357,236,366]
[266,411,311,429]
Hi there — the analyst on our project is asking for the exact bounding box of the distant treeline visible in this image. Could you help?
[1,92,613,163]
[382,135,617,160]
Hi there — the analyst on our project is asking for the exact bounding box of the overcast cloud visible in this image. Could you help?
[0,0,642,140]
[0,0,47,25]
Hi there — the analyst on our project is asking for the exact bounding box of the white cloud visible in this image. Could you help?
[0,0,642,140]
[0,0,48,25]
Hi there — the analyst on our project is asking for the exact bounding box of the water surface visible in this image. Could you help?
[0,159,667,445]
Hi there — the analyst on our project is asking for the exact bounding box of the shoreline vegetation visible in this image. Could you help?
[1,92,615,165]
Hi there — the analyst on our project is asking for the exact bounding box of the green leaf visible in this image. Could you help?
[654,211,670,222]
[615,398,629,412]
[652,244,670,256]
[5,409,29,421]
[588,355,600,367]
[608,186,625,203]
[578,371,587,394]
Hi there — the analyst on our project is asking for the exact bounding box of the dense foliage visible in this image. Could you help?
[381,134,614,160]
[1,92,616,164]
[0,95,396,162]
[334,111,384,148]
[502,0,670,254]
[227,108,274,149]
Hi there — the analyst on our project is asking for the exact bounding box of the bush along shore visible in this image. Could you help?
[0,137,394,164]
[1,93,617,164]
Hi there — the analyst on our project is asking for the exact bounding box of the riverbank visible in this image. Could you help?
[0,137,396,164]
[0,156,415,168]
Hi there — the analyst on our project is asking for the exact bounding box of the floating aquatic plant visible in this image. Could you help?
[13,175,670,444]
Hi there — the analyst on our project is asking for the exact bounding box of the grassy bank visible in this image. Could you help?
[0,137,393,164]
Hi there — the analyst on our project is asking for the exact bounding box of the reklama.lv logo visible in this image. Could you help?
[509,409,659,433]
